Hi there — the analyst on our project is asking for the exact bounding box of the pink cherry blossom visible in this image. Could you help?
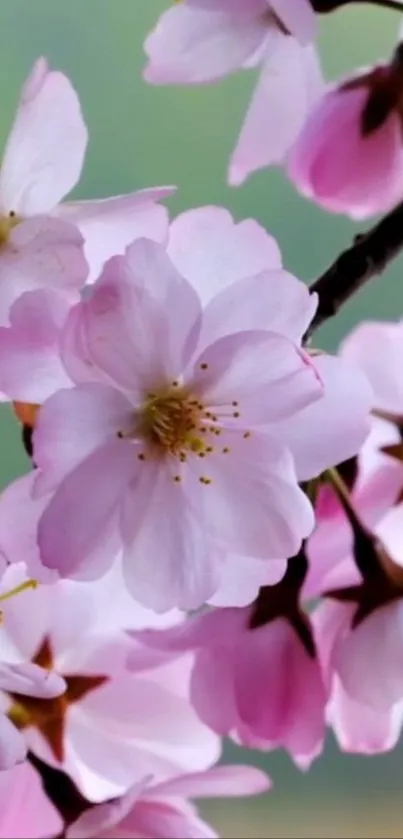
[0,564,219,801]
[144,2,322,184]
[67,765,270,839]
[0,57,173,289]
[29,237,324,610]
[131,603,327,770]
[287,62,403,219]
[0,762,63,838]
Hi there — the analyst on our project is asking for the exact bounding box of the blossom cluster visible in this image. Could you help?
[0,1,403,836]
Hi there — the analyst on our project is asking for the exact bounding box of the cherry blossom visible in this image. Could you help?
[287,43,403,218]
[144,1,322,184]
[0,564,219,801]
[131,568,327,771]
[0,56,173,295]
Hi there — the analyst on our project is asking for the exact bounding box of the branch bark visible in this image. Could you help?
[308,198,403,337]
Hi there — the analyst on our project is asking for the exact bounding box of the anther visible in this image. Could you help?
[232,401,238,407]
[243,431,251,439]
[222,447,230,454]
[200,363,208,370]
[233,412,240,418]
[137,453,146,461]
[173,475,181,482]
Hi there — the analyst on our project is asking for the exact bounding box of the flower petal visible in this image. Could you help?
[37,440,137,578]
[0,289,71,402]
[144,4,266,84]
[199,270,317,348]
[189,330,322,424]
[167,206,281,306]
[270,354,373,480]
[186,431,315,559]
[0,58,87,214]
[0,716,26,771]
[33,382,133,495]
[121,463,220,612]
[229,39,323,185]
[58,187,175,282]
[0,217,87,326]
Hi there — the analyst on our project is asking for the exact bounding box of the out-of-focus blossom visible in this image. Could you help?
[131,581,327,770]
[287,43,403,219]
[0,761,63,838]
[0,565,219,801]
[67,765,270,839]
[144,2,322,185]
[0,56,173,294]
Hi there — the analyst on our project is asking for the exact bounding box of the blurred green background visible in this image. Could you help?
[0,1,403,836]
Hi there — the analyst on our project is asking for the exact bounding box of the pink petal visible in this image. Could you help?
[33,382,133,495]
[270,0,317,44]
[121,463,220,611]
[121,799,217,839]
[0,717,26,771]
[0,474,57,584]
[167,206,281,306]
[58,187,175,282]
[189,331,322,424]
[234,619,326,767]
[287,85,403,219]
[37,440,137,578]
[0,762,63,839]
[199,269,317,349]
[0,661,65,698]
[329,679,403,755]
[0,289,71,402]
[152,764,271,799]
[144,4,266,84]
[334,602,403,711]
[341,320,403,414]
[0,59,87,214]
[66,669,219,800]
[0,217,87,326]
[209,554,286,608]
[186,431,314,559]
[229,39,323,185]
[78,241,201,393]
[66,781,147,838]
[191,647,238,735]
[271,354,373,481]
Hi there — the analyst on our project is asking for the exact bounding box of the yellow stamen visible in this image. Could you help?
[0,579,38,604]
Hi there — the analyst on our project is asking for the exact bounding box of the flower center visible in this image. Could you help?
[138,385,207,456]
[0,210,19,247]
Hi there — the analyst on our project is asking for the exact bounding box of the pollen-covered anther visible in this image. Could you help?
[199,476,212,485]
[138,385,219,458]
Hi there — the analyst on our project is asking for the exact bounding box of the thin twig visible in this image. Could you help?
[307,198,403,336]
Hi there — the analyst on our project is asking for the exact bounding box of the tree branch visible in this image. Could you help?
[308,198,403,337]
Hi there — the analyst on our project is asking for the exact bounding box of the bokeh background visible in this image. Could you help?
[0,1,402,836]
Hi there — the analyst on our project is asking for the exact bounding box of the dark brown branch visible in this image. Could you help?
[312,0,403,13]
[308,198,403,336]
